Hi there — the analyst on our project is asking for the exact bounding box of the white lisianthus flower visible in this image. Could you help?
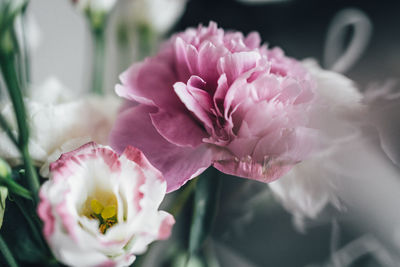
[71,0,118,13]
[38,142,175,267]
[269,59,365,227]
[0,77,121,177]
[129,0,187,34]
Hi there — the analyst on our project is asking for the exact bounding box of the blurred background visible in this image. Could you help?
[26,0,400,266]
[28,0,400,93]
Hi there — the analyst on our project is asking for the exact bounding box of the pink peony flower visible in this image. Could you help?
[110,22,318,192]
[38,142,174,267]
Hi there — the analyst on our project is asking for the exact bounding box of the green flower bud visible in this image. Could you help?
[0,159,11,179]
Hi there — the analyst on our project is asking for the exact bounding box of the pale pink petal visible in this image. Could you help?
[174,37,199,82]
[244,32,261,49]
[217,51,261,85]
[197,41,228,87]
[158,211,175,240]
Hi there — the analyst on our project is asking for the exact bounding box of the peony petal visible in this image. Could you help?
[249,74,281,102]
[110,105,214,192]
[174,79,214,130]
[213,154,293,184]
[186,76,214,111]
[118,59,180,110]
[252,127,319,163]
[244,32,261,49]
[217,51,261,85]
[197,41,228,88]
[174,37,199,82]
[151,109,208,147]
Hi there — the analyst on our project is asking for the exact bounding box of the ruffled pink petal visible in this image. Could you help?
[251,127,318,165]
[186,78,214,111]
[250,74,281,102]
[174,79,214,130]
[110,105,214,192]
[244,32,262,49]
[116,63,155,106]
[151,109,208,147]
[217,51,261,85]
[174,37,199,82]
[214,127,319,183]
[197,41,228,88]
[118,58,180,110]
[214,155,293,184]
[239,101,288,137]
[49,142,97,171]
[49,142,121,177]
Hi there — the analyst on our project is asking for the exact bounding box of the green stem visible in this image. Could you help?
[116,22,131,71]
[90,27,106,95]
[0,176,31,200]
[169,178,198,217]
[133,253,146,267]
[14,198,48,254]
[137,23,155,60]
[0,48,39,201]
[0,51,29,147]
[0,235,18,267]
[21,146,39,201]
[188,168,222,259]
[21,12,31,84]
[10,26,25,94]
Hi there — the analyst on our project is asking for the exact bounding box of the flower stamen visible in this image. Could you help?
[83,195,118,234]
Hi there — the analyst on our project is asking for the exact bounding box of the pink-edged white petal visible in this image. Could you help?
[38,143,174,267]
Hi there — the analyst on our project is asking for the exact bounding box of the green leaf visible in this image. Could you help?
[0,160,31,201]
[0,187,7,229]
[188,167,222,257]
[1,198,47,264]
[0,234,18,267]
[0,160,10,229]
[172,252,205,267]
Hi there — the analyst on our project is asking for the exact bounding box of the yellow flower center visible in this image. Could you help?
[81,191,118,234]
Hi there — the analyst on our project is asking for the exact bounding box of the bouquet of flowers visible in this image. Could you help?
[0,0,399,266]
